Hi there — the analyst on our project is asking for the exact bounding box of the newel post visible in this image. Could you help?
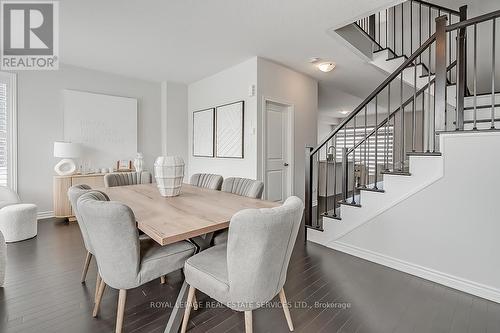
[304,146,314,234]
[434,15,448,148]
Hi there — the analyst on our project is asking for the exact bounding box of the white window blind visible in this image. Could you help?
[0,82,8,186]
[334,126,394,175]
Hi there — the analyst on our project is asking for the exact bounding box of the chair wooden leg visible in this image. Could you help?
[92,279,106,317]
[180,286,196,333]
[193,293,198,310]
[115,289,127,333]
[160,275,166,284]
[245,311,253,333]
[279,288,294,331]
[95,272,102,302]
[81,252,92,283]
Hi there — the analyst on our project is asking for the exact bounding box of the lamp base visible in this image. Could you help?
[54,158,77,176]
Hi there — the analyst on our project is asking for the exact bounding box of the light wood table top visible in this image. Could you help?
[99,183,280,246]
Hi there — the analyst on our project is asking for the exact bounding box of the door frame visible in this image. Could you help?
[260,97,295,201]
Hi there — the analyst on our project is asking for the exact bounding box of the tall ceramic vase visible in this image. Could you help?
[134,153,144,172]
[154,156,184,197]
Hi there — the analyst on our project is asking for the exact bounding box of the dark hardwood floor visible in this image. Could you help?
[1,219,500,333]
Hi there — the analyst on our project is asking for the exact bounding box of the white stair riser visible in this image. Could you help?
[464,108,500,121]
[464,122,500,130]
[308,154,444,245]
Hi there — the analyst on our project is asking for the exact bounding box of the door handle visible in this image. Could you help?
[284,163,289,167]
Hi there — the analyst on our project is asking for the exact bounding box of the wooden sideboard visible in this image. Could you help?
[53,173,106,221]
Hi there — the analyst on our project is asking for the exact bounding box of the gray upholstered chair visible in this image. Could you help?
[181,196,304,333]
[190,173,223,190]
[221,177,264,199]
[213,177,265,245]
[104,171,152,188]
[68,184,96,284]
[77,191,196,333]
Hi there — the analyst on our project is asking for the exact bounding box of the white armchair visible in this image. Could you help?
[0,187,37,243]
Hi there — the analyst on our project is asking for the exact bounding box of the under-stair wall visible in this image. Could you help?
[323,131,500,302]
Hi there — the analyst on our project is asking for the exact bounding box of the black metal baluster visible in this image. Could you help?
[473,23,477,130]
[324,142,329,216]
[410,0,413,55]
[400,72,405,170]
[386,84,391,170]
[386,9,388,48]
[394,6,396,52]
[364,106,368,187]
[492,18,497,129]
[421,86,425,150]
[374,96,379,189]
[342,125,347,202]
[378,11,381,44]
[448,12,452,82]
[401,3,404,55]
[351,117,357,204]
[427,40,432,152]
[412,60,417,152]
[332,136,337,217]
[429,6,431,72]
[419,3,422,63]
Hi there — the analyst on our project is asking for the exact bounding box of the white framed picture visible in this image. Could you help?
[216,101,244,158]
[192,108,215,157]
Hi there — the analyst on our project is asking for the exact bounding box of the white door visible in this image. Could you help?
[265,101,291,202]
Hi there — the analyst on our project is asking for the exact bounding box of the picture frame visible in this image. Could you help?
[192,108,215,157]
[117,160,132,171]
[215,101,244,158]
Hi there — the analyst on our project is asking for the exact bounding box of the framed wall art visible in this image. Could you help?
[192,108,215,157]
[215,101,244,158]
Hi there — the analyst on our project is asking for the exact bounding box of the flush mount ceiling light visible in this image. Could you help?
[339,110,350,115]
[317,62,336,73]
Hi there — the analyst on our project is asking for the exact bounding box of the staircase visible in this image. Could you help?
[305,2,500,245]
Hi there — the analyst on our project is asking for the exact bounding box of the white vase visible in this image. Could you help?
[134,153,144,172]
[154,156,184,197]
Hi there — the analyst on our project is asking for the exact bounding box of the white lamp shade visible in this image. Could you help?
[53,141,81,158]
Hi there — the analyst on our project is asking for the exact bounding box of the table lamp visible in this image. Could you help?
[53,141,81,176]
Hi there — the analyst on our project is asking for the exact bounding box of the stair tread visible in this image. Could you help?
[306,225,324,232]
[387,54,408,61]
[322,211,342,220]
[407,151,442,156]
[357,186,385,193]
[381,170,412,176]
[339,200,361,207]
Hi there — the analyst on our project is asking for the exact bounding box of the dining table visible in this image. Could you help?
[99,182,280,333]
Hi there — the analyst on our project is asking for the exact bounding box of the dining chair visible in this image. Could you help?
[180,196,304,333]
[77,191,196,333]
[104,171,152,187]
[190,173,223,190]
[213,177,264,245]
[69,185,167,302]
[67,184,100,286]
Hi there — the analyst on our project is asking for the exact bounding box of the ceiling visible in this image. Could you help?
[60,0,394,92]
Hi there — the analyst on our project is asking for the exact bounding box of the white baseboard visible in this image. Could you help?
[37,211,54,220]
[328,240,500,304]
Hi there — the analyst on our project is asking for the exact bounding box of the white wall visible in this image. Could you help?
[162,81,188,175]
[15,64,162,214]
[332,132,500,302]
[188,57,258,179]
[257,58,318,199]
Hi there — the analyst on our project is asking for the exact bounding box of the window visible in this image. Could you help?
[334,126,394,175]
[0,73,17,190]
